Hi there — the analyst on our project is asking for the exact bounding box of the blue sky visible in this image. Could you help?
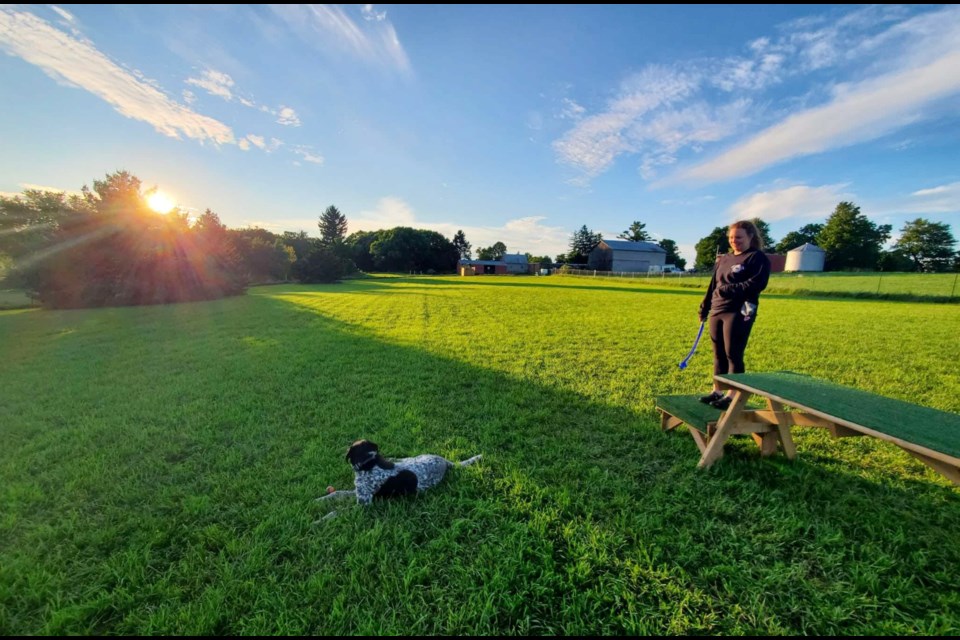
[2,4,959,263]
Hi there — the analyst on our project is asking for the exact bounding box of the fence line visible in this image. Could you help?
[554,268,960,301]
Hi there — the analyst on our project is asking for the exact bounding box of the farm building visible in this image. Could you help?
[459,253,532,275]
[588,240,666,272]
[785,243,825,272]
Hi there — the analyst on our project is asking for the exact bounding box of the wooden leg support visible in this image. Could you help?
[767,398,797,460]
[698,391,749,469]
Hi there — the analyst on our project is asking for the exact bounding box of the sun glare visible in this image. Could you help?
[147,190,175,213]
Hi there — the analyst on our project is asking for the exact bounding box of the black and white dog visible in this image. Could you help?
[315,439,481,519]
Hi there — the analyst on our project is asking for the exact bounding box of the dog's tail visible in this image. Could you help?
[458,454,482,467]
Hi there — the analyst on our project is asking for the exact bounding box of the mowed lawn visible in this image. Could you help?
[1,275,958,635]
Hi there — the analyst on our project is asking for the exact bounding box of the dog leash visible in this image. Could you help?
[678,321,705,370]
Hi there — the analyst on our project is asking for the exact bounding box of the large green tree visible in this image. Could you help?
[318,205,348,246]
[618,221,651,242]
[657,239,686,270]
[694,227,729,271]
[775,223,824,253]
[893,218,956,272]
[477,241,507,261]
[369,227,459,272]
[817,201,891,271]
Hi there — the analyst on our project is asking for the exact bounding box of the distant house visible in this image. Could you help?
[459,253,531,275]
[588,240,666,272]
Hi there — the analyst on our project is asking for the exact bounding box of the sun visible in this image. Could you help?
[146,190,176,213]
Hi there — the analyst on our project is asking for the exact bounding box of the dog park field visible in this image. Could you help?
[1,274,958,634]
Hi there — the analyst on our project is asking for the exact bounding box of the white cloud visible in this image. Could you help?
[559,97,585,120]
[185,68,235,101]
[185,70,302,128]
[182,89,196,104]
[276,106,301,126]
[245,134,266,150]
[361,5,387,22]
[0,8,234,145]
[673,48,960,185]
[292,147,324,164]
[270,4,411,74]
[727,183,852,223]
[238,139,251,151]
[553,67,701,181]
[892,182,960,214]
[49,6,74,23]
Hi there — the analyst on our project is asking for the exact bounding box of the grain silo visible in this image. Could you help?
[785,243,825,272]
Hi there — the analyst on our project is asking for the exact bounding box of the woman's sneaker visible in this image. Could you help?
[710,395,732,410]
[699,391,723,404]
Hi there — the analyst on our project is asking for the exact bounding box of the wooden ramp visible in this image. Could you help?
[656,394,793,461]
[659,371,960,485]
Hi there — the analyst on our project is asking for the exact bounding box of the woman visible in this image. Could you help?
[698,220,771,410]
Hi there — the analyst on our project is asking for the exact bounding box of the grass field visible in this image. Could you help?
[1,275,958,634]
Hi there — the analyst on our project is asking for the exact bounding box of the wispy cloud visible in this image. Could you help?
[674,47,960,184]
[884,181,960,215]
[269,4,411,74]
[184,68,303,127]
[555,5,960,187]
[728,183,852,223]
[291,146,324,165]
[185,68,235,100]
[0,7,234,145]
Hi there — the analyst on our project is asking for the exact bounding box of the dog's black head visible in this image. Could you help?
[346,439,393,471]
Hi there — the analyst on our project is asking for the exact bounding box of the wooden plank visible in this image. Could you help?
[906,451,960,486]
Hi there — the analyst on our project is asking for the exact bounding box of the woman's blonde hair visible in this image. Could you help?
[729,220,764,251]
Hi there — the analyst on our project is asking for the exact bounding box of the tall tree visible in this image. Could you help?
[657,239,687,270]
[817,201,891,271]
[452,229,472,260]
[318,205,348,246]
[893,218,957,272]
[694,227,729,271]
[618,221,651,242]
[569,225,602,263]
[775,223,824,253]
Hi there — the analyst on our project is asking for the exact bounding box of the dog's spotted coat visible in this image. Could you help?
[353,454,455,504]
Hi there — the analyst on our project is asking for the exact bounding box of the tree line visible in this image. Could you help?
[558,204,956,274]
[2,172,956,309]
[691,202,957,272]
